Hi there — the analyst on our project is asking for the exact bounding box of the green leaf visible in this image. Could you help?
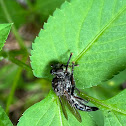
[17,90,97,126]
[0,106,13,126]
[102,89,126,126]
[17,88,126,126]
[0,23,12,51]
[31,0,126,89]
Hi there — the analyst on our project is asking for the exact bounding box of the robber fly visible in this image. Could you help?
[50,53,98,122]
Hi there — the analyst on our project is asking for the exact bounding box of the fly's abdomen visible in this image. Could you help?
[69,95,99,112]
[74,103,98,111]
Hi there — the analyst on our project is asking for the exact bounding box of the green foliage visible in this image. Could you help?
[0,0,126,125]
[83,69,126,100]
[81,89,126,126]
[0,0,28,28]
[102,89,126,125]
[0,106,13,126]
[31,0,126,89]
[17,89,126,126]
[0,23,12,51]
[29,0,126,125]
[17,90,97,126]
[34,0,71,22]
[0,0,69,28]
[0,64,18,89]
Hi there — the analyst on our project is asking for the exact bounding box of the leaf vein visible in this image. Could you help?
[76,0,94,52]
[36,100,54,125]
[75,5,126,62]
[48,113,56,126]
[112,112,122,126]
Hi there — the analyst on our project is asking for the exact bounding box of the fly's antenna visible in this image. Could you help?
[66,53,73,72]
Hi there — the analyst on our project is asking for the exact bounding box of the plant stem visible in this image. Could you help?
[0,0,30,114]
[5,68,22,114]
[0,51,32,71]
[5,54,28,114]
[0,0,28,51]
[9,56,32,71]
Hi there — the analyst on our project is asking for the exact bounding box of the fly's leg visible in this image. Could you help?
[65,53,78,71]
[65,54,79,95]
[73,96,89,103]
[71,62,75,95]
[71,62,80,95]
[74,88,80,94]
[66,53,73,72]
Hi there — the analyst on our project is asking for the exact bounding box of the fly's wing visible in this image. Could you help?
[62,95,82,122]
[59,96,68,120]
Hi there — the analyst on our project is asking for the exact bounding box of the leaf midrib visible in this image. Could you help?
[57,98,63,126]
[75,0,94,55]
[74,5,126,62]
[35,98,55,126]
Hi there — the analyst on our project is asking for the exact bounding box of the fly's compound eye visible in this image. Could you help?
[50,63,58,68]
[50,68,63,75]
[51,64,54,67]
[50,69,54,74]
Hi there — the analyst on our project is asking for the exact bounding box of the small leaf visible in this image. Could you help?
[31,0,126,89]
[17,90,97,126]
[0,106,13,126]
[0,23,12,51]
[102,89,126,126]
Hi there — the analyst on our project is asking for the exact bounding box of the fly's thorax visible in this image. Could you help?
[52,77,65,96]
[64,78,72,93]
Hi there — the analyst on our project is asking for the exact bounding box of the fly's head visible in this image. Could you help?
[50,63,65,76]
